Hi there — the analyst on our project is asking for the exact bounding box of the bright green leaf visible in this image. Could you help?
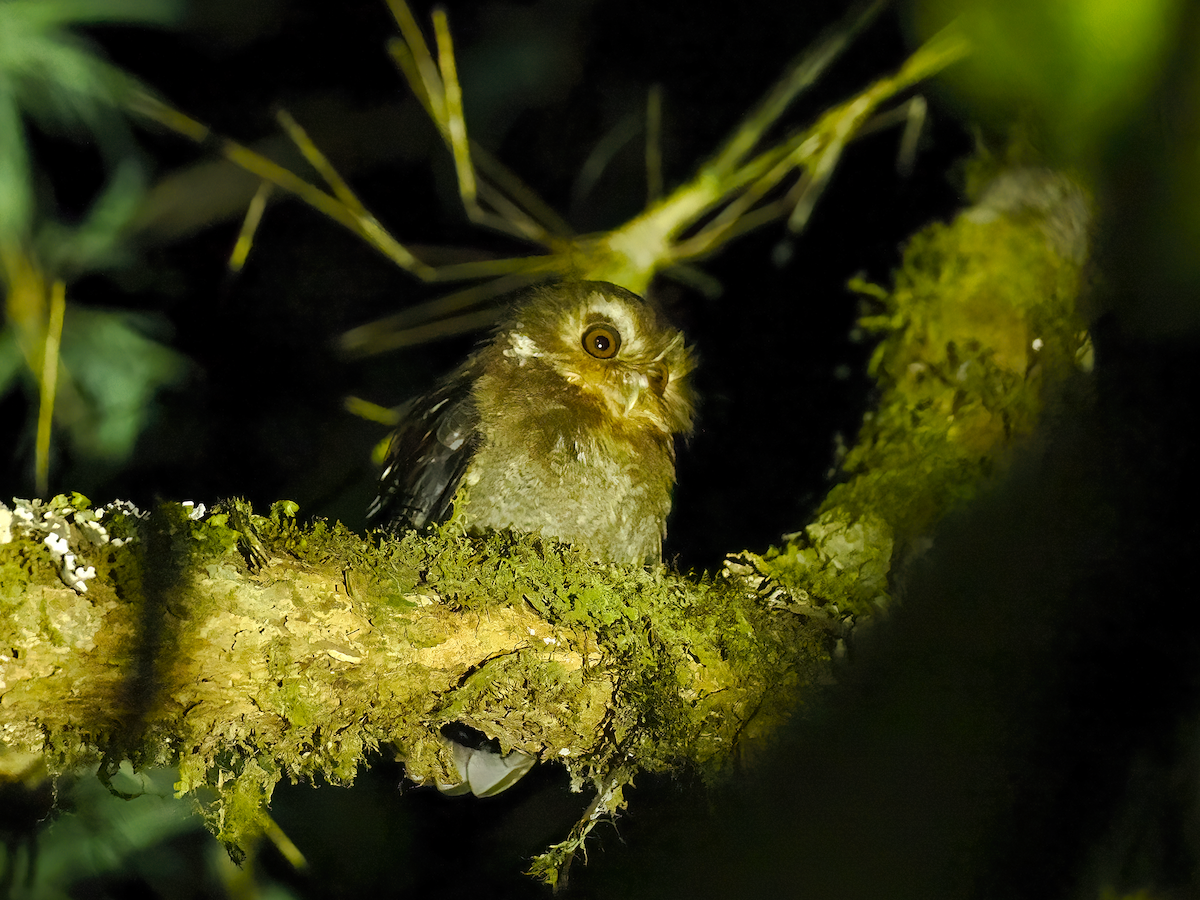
[0,0,176,242]
[912,0,1184,159]
[0,0,181,32]
[39,159,147,275]
[55,308,189,461]
[0,82,33,240]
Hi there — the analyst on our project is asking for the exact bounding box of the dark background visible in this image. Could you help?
[3,1,1198,898]
[3,0,970,571]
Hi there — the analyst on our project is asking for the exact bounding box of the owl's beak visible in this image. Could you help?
[614,360,674,415]
[620,370,651,415]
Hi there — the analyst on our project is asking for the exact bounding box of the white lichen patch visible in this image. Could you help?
[1,498,137,593]
[101,499,149,520]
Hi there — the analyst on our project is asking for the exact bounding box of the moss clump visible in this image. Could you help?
[754,171,1090,620]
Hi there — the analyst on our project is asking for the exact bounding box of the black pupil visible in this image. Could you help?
[593,334,611,352]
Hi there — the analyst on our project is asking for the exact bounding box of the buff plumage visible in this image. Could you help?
[368,281,695,564]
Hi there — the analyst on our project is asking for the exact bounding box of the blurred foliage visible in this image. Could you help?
[909,0,1185,163]
[0,0,180,245]
[2,764,229,900]
[51,308,189,461]
[0,0,186,492]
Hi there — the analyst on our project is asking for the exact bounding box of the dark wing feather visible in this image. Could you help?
[366,372,481,532]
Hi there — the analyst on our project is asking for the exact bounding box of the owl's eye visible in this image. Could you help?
[582,323,621,359]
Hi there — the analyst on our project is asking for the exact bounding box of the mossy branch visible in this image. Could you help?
[0,495,830,871]
[1,166,1092,883]
[753,167,1094,615]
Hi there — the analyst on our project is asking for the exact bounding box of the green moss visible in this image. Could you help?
[758,175,1089,618]
[333,515,831,789]
[209,756,279,860]
[187,512,242,560]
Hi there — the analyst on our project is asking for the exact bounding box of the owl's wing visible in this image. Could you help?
[366,372,481,532]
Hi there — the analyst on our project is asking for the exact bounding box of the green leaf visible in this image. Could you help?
[0,20,142,139]
[55,308,189,462]
[0,0,177,241]
[38,158,148,275]
[9,764,202,900]
[912,0,1184,159]
[0,0,181,32]
[0,81,33,240]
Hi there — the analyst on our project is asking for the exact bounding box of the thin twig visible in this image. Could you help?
[668,22,969,260]
[385,0,444,121]
[129,93,436,279]
[571,113,641,213]
[35,280,66,495]
[275,108,368,217]
[423,253,561,283]
[433,9,477,213]
[339,269,553,356]
[387,37,437,122]
[707,0,886,176]
[229,181,272,273]
[343,396,403,427]
[473,145,574,239]
[393,5,561,244]
[341,303,506,356]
